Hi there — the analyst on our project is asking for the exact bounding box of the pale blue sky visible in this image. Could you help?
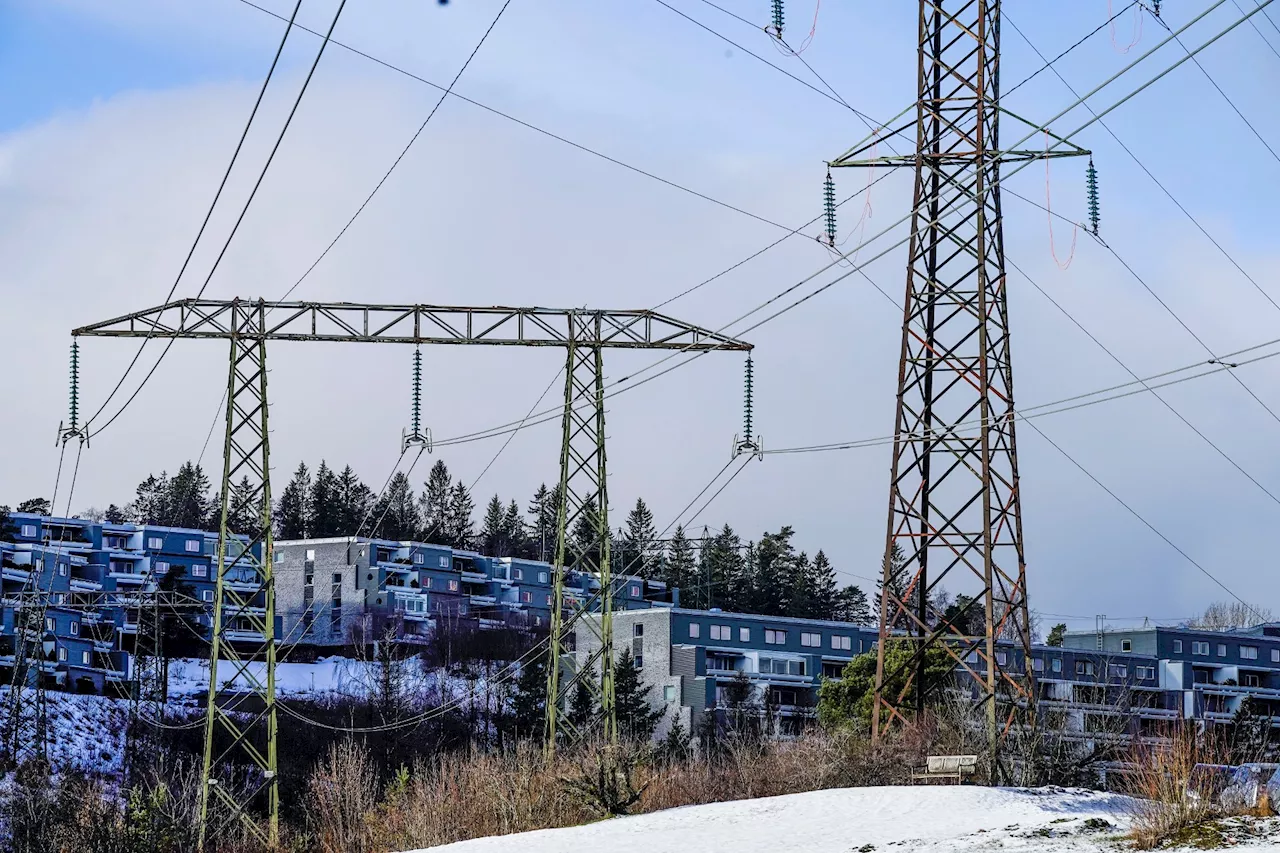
[2,0,1279,631]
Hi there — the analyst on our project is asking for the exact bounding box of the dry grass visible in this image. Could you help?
[1125,723,1234,849]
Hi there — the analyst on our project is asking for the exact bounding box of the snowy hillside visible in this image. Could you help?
[404,786,1280,852]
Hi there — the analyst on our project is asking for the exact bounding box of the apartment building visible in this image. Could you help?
[576,608,1280,744]
[0,512,262,693]
[273,536,676,649]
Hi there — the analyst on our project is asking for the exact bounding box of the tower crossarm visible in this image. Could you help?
[74,299,753,352]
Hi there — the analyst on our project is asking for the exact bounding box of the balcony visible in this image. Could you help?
[469,594,497,606]
[70,577,103,592]
[461,570,489,584]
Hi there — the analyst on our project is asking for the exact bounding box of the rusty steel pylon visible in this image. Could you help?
[831,0,1088,779]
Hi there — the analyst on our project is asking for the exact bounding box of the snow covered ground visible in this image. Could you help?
[405,786,1280,852]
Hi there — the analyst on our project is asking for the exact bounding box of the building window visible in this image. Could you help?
[1121,639,1132,652]
[1075,660,1095,676]
[1273,649,1279,663]
[424,577,432,589]
[710,625,730,641]
[305,549,316,561]
[448,580,459,592]
[20,524,36,538]
[688,623,700,639]
[831,635,852,651]
[630,585,640,597]
[765,629,787,645]
[760,657,805,676]
[202,589,214,602]
[1243,673,1261,688]
[58,647,67,662]
[514,568,523,581]
[1192,641,1209,656]
[801,632,821,648]
[273,552,283,563]
[740,627,751,642]
[995,651,1007,666]
[1136,666,1155,680]
[634,623,644,637]
[1051,659,1062,673]
[1242,645,1259,660]
[44,617,55,632]
[545,594,553,605]
[414,554,423,564]
[154,560,169,573]
[1109,664,1128,678]
[192,564,208,578]
[1032,658,1044,672]
[521,592,533,604]
[185,540,200,553]
[1173,639,1183,653]
[539,572,548,583]
[634,655,644,668]
[664,685,676,701]
[70,622,79,636]
[1217,643,1228,657]
[81,651,92,665]
[147,537,163,550]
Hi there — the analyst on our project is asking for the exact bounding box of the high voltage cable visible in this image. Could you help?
[1233,0,1280,57]
[85,0,349,441]
[81,1,304,431]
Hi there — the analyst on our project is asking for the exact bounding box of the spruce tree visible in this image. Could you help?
[567,679,596,731]
[419,460,453,543]
[526,484,556,562]
[750,527,798,617]
[502,500,526,557]
[167,462,215,529]
[446,481,476,550]
[697,525,743,611]
[372,472,419,541]
[613,649,663,742]
[571,497,603,567]
[835,584,871,624]
[335,465,374,536]
[510,652,547,738]
[307,461,341,538]
[664,526,697,596]
[877,541,911,630]
[226,475,261,535]
[131,473,170,525]
[811,550,840,619]
[620,498,658,577]
[103,504,127,524]
[275,462,310,540]
[481,495,507,556]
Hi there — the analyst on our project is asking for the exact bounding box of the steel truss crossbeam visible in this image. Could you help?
[76,298,751,838]
[830,0,1084,781]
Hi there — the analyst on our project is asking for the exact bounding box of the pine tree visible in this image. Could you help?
[834,584,871,624]
[307,461,341,538]
[619,498,658,577]
[811,550,840,619]
[167,462,215,530]
[275,462,311,540]
[335,465,374,536]
[15,497,51,516]
[664,526,697,595]
[371,472,419,541]
[446,481,476,550]
[750,527,798,617]
[481,495,507,556]
[613,649,664,743]
[103,504,127,524]
[419,460,453,543]
[1046,623,1067,647]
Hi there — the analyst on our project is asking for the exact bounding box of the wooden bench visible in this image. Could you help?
[912,754,979,785]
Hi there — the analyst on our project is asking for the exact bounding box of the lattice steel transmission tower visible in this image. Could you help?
[76,298,751,840]
[830,0,1087,778]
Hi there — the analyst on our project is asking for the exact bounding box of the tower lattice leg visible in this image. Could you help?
[871,0,1036,782]
[198,300,278,849]
[544,313,615,750]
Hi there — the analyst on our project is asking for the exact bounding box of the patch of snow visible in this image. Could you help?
[399,785,1277,853]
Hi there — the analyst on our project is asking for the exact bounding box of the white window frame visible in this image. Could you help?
[1242,645,1259,660]
[154,560,169,573]
[147,537,164,550]
[995,651,1007,666]
[801,632,821,648]
[765,629,787,645]
[57,563,67,577]
[1192,641,1209,656]
[740,627,751,642]
[514,568,523,581]
[521,591,532,603]
[663,685,677,701]
[1173,639,1183,653]
[1051,658,1062,673]
[1032,657,1044,672]
[192,564,209,578]
[44,617,55,632]
[201,589,214,602]
[688,623,700,639]
[58,647,67,662]
[1272,649,1279,663]
[710,625,731,641]
[1109,664,1128,678]
[82,650,92,665]
[69,622,79,636]
[413,554,424,564]
[305,549,316,561]
[539,571,548,583]
[1218,643,1228,657]
[1121,639,1132,652]
[630,585,640,597]
[20,524,36,538]
[448,580,459,591]
[185,539,200,553]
